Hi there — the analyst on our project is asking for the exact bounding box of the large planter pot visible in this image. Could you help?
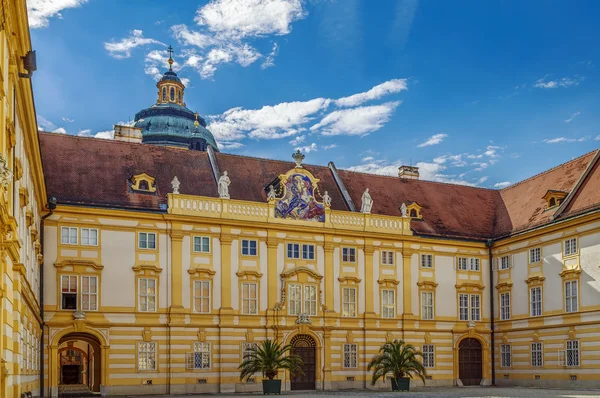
[262,379,282,395]
[391,377,410,391]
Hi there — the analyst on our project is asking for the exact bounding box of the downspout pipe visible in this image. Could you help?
[40,197,57,398]
[486,238,496,386]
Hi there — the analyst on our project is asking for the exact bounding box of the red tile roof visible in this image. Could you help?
[39,133,600,240]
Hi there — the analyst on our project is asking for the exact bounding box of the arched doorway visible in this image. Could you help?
[290,334,316,390]
[458,338,482,386]
[58,333,102,394]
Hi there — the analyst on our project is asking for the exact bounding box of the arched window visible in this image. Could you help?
[139,181,149,191]
[170,87,175,101]
[177,90,181,102]
[162,87,166,101]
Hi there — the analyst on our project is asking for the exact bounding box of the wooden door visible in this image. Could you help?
[458,338,482,386]
[290,334,316,390]
[62,365,80,385]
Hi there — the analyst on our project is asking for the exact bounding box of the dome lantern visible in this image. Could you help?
[156,45,185,107]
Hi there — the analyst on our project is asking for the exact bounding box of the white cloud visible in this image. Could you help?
[334,79,408,107]
[543,137,587,144]
[27,0,88,28]
[595,135,600,141]
[494,181,511,189]
[77,129,92,137]
[62,117,74,123]
[417,133,448,148]
[105,30,165,59]
[295,143,318,153]
[261,43,279,69]
[564,111,581,124]
[322,144,337,150]
[52,127,67,134]
[289,135,305,146]
[534,75,583,89]
[362,156,374,162]
[218,141,245,150]
[310,102,400,136]
[477,176,488,184]
[37,115,57,131]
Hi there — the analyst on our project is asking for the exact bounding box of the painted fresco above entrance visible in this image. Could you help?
[275,173,325,222]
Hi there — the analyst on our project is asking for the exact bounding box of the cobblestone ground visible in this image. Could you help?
[118,387,600,398]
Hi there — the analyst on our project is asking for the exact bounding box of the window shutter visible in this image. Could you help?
[186,353,195,370]
[558,350,566,367]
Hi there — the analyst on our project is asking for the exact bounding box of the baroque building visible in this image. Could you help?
[2,1,600,397]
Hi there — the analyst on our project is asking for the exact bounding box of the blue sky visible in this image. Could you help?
[28,0,600,188]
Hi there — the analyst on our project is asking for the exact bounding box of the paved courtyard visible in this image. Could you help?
[115,387,600,398]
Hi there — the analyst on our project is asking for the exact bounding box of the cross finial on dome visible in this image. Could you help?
[167,45,174,71]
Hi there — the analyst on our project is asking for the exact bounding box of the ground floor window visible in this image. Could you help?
[343,344,357,368]
[566,340,580,367]
[531,342,543,367]
[500,344,511,367]
[422,344,434,368]
[138,342,156,370]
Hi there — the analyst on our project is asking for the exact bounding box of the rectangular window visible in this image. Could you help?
[61,227,78,245]
[421,291,434,320]
[242,240,257,256]
[500,255,511,270]
[529,247,541,263]
[81,228,98,246]
[500,292,510,320]
[342,287,357,317]
[565,280,578,313]
[501,344,511,367]
[193,236,210,253]
[343,344,357,368]
[420,254,433,268]
[459,294,469,321]
[287,243,300,259]
[470,294,481,321]
[530,287,542,316]
[241,342,257,363]
[193,280,211,313]
[192,342,211,369]
[566,340,580,367]
[531,342,543,367]
[382,289,395,318]
[342,247,356,263]
[304,285,317,316]
[81,276,98,311]
[470,258,480,271]
[61,275,78,310]
[288,284,302,316]
[302,244,315,260]
[242,282,258,314]
[138,232,156,249]
[457,257,468,271]
[564,238,577,256]
[138,278,156,312]
[138,342,156,370]
[381,251,394,266]
[422,344,435,368]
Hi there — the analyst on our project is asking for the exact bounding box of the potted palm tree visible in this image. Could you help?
[367,339,426,392]
[238,339,304,395]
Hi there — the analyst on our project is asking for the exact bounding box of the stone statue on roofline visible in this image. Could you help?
[218,171,230,199]
[171,176,180,194]
[322,191,332,208]
[400,202,408,217]
[360,188,373,214]
[267,185,276,202]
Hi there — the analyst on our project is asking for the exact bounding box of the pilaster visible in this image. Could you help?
[401,249,415,318]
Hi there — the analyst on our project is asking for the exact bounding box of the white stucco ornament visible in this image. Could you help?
[400,202,408,217]
[218,171,230,199]
[171,176,180,194]
[73,310,86,320]
[296,313,312,324]
[292,150,305,168]
[267,185,276,202]
[322,191,332,208]
[0,155,13,187]
[360,188,373,214]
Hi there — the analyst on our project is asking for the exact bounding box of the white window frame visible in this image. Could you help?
[80,275,98,311]
[193,280,211,313]
[421,291,434,320]
[138,232,156,249]
[138,278,156,312]
[470,258,480,271]
[381,251,394,266]
[190,342,211,370]
[343,344,357,368]
[342,287,357,317]
[81,228,98,246]
[138,342,157,371]
[304,285,317,316]
[302,244,315,260]
[501,344,511,367]
[61,227,78,245]
[342,247,356,263]
[288,284,302,316]
[193,236,210,253]
[60,275,78,310]
[531,342,543,367]
[241,282,258,314]
[500,292,510,320]
[459,294,469,321]
[422,344,434,368]
[457,257,468,271]
[420,254,433,268]
[241,342,258,363]
[470,294,481,321]
[564,238,577,256]
[458,293,480,321]
[381,289,395,319]
[287,243,300,259]
[241,239,257,256]
[566,340,580,367]
[530,286,542,317]
[565,280,578,313]
[500,255,511,270]
[529,247,541,263]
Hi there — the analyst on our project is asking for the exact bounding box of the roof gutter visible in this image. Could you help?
[486,238,496,386]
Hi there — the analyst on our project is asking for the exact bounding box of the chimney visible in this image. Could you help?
[398,165,419,180]
[114,125,143,143]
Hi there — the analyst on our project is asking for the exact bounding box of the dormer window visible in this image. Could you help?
[131,173,157,193]
[542,190,568,210]
[405,202,423,219]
